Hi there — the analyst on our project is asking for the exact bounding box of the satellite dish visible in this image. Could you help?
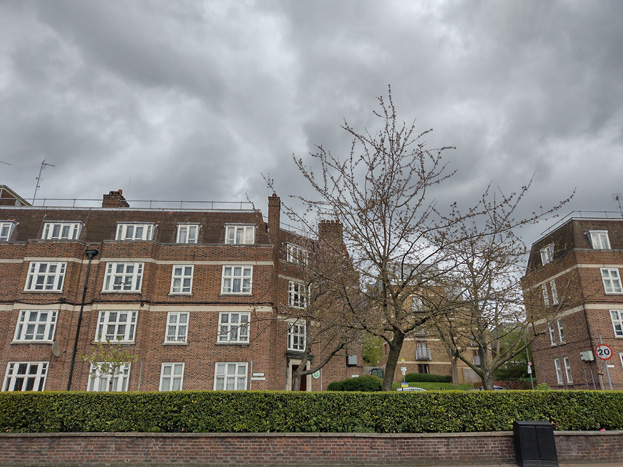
[51,341,61,357]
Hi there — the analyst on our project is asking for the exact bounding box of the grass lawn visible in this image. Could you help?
[392,382,473,391]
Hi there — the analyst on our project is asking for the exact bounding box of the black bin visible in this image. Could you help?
[513,421,558,467]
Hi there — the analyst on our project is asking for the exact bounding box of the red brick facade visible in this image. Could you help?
[522,217,623,390]
[0,189,362,393]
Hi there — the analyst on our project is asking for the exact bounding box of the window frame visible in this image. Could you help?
[588,230,610,250]
[217,312,250,344]
[601,268,623,294]
[176,224,199,244]
[286,243,308,265]
[86,363,131,392]
[540,244,554,265]
[159,363,185,391]
[563,357,573,384]
[103,262,144,292]
[416,341,431,361]
[554,358,563,385]
[41,221,82,240]
[287,321,306,352]
[549,323,556,347]
[214,362,248,390]
[13,310,58,343]
[3,361,48,392]
[221,265,253,295]
[557,318,566,344]
[165,312,188,344]
[542,284,550,307]
[288,280,308,308]
[170,265,194,295]
[115,223,155,241]
[24,262,66,292]
[0,221,17,241]
[610,310,623,338]
[550,279,558,305]
[224,225,255,245]
[96,310,138,343]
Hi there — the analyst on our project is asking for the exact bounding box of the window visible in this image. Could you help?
[610,310,623,338]
[588,230,610,250]
[41,221,82,240]
[3,362,48,391]
[288,280,308,308]
[542,284,549,306]
[115,223,154,241]
[418,364,429,374]
[554,358,563,385]
[170,265,193,294]
[25,262,66,292]
[214,362,247,390]
[225,225,255,245]
[563,357,573,384]
[176,224,199,244]
[601,268,623,294]
[286,243,308,265]
[550,280,558,305]
[218,312,249,343]
[416,341,431,360]
[221,266,252,294]
[165,312,188,343]
[13,310,57,342]
[549,323,556,346]
[288,321,306,351]
[557,319,566,343]
[87,363,130,392]
[412,295,423,312]
[103,262,144,292]
[0,221,16,241]
[540,244,554,265]
[159,363,184,391]
[96,311,137,342]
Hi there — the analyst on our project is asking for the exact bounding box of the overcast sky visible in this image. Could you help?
[1,0,622,244]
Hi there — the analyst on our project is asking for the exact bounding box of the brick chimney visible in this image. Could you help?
[102,189,129,208]
[267,193,281,244]
[319,220,343,243]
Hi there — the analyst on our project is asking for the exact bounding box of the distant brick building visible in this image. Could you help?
[522,215,623,390]
[0,188,362,392]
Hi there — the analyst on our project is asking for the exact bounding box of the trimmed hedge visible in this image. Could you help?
[405,373,452,383]
[1,391,622,433]
[327,375,382,392]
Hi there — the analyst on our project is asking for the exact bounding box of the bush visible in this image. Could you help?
[328,375,382,392]
[0,390,622,433]
[405,373,452,383]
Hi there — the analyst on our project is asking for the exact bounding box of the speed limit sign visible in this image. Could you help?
[595,344,614,360]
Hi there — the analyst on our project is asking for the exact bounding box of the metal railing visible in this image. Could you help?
[416,348,432,361]
[6,198,256,211]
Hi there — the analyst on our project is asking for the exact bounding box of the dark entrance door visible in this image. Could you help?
[292,365,307,391]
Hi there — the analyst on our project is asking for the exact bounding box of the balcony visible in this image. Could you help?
[415,348,431,361]
[472,355,481,367]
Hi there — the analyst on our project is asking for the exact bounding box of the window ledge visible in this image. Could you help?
[101,291,142,294]
[219,293,253,297]
[23,290,63,294]
[92,341,135,345]
[163,342,188,346]
[215,342,250,346]
[11,341,53,345]
[169,293,193,296]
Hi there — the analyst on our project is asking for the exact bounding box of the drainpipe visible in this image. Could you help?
[67,247,98,391]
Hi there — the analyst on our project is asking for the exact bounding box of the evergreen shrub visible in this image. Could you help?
[327,375,382,392]
[405,373,452,383]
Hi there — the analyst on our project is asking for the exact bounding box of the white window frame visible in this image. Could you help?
[165,312,188,343]
[412,295,423,312]
[24,262,66,292]
[610,310,623,338]
[288,280,308,308]
[3,362,48,392]
[288,321,306,352]
[549,323,556,347]
[159,363,185,391]
[96,310,137,343]
[221,265,253,294]
[87,363,130,392]
[217,312,250,343]
[170,265,193,294]
[13,310,58,342]
[557,318,566,344]
[416,341,432,361]
[588,230,610,250]
[41,221,82,240]
[540,244,554,265]
[225,225,255,245]
[103,262,144,292]
[601,268,623,294]
[286,243,308,265]
[554,358,563,385]
[214,362,248,390]
[176,224,199,244]
[0,221,17,241]
[115,223,155,241]
[542,284,549,306]
[550,280,558,305]
[563,357,573,384]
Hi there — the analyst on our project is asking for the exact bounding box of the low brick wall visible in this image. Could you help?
[0,431,621,466]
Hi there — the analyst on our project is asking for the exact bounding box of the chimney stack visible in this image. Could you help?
[102,189,129,208]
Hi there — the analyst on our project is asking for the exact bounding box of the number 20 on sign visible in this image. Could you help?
[595,344,613,360]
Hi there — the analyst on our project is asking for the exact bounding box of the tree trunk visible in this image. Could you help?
[450,357,460,385]
[382,332,405,391]
[482,370,495,390]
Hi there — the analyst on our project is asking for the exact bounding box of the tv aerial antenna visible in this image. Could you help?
[614,193,623,216]
[33,159,55,204]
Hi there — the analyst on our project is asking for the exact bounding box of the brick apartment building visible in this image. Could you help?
[522,214,623,390]
[0,186,362,393]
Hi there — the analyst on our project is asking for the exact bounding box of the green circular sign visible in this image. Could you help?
[312,370,321,379]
